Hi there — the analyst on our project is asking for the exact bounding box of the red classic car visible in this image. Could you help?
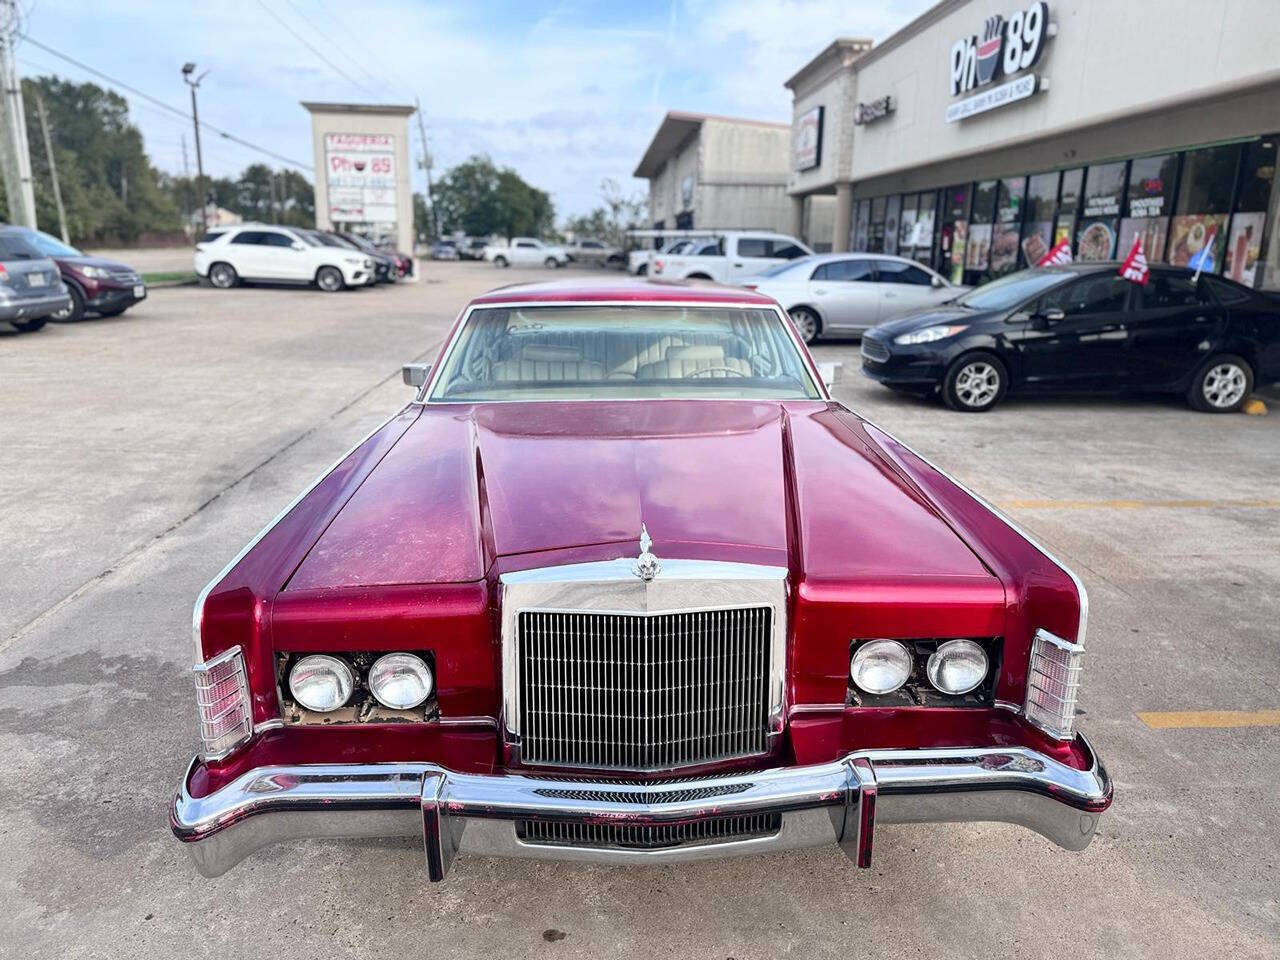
[171,278,1111,879]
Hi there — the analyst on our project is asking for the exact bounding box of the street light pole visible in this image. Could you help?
[182,62,209,235]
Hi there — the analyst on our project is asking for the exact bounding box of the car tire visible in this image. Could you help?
[545,257,560,269]
[494,256,509,268]
[316,266,345,292]
[636,264,648,277]
[51,283,85,322]
[1187,353,1253,413]
[11,317,48,332]
[98,305,129,318]
[208,262,239,289]
[942,352,1008,413]
[788,306,821,344]
[687,273,712,280]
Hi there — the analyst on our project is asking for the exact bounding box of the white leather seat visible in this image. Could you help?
[635,345,752,380]
[491,344,604,382]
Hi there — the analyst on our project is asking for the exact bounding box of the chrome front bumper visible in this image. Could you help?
[171,742,1111,880]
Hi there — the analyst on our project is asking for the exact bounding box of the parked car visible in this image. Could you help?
[861,263,1280,413]
[14,226,146,323]
[457,238,489,261]
[628,238,693,276]
[172,276,1111,880]
[432,240,460,261]
[337,231,412,278]
[307,230,395,283]
[0,227,71,333]
[739,252,963,344]
[194,224,374,292]
[484,237,570,268]
[564,237,623,266]
[650,230,813,283]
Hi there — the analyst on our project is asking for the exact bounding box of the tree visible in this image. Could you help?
[562,178,646,247]
[432,155,554,239]
[163,165,313,227]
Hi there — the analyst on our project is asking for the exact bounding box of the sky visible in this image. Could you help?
[18,0,935,220]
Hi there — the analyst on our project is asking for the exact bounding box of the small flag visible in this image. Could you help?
[1037,238,1072,267]
[1190,230,1216,281]
[1119,234,1150,285]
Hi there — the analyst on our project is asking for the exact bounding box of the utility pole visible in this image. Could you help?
[182,62,209,233]
[34,90,67,242]
[0,2,37,227]
[414,97,436,239]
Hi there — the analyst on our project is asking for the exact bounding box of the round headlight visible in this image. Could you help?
[926,639,989,695]
[850,639,912,695]
[289,655,354,712]
[368,653,434,710]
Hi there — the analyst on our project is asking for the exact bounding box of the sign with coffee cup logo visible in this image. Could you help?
[946,2,1051,121]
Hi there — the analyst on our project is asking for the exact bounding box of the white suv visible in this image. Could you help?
[195,225,374,292]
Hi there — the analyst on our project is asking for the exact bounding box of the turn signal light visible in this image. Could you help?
[1024,629,1084,740]
[192,646,253,760]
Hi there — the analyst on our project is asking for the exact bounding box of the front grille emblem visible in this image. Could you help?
[633,523,660,581]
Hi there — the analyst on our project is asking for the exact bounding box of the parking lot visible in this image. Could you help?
[2,261,1277,959]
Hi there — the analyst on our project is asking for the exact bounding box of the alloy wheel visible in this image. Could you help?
[789,308,818,343]
[954,361,1001,408]
[210,265,234,288]
[1202,362,1247,409]
[318,268,343,292]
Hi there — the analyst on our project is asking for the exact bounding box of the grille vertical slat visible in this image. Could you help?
[518,607,772,770]
[517,813,781,850]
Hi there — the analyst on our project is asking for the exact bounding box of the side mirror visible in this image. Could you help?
[402,362,433,388]
[1040,307,1066,323]
[817,360,843,390]
[291,241,306,251]
[931,275,944,288]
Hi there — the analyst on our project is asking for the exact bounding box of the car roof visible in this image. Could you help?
[469,277,779,306]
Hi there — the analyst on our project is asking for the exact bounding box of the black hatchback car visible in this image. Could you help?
[860,263,1279,413]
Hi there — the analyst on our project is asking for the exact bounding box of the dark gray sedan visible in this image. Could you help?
[0,227,71,333]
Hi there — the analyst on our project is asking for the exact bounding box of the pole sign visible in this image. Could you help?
[324,133,397,224]
[794,105,823,171]
[946,2,1051,122]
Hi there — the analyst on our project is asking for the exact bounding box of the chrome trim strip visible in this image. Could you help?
[171,738,1111,878]
[417,298,829,405]
[190,409,406,664]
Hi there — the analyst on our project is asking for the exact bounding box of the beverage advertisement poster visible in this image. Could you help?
[1168,214,1228,269]
[966,223,992,270]
[1224,212,1265,286]
[1117,217,1169,264]
[948,220,968,284]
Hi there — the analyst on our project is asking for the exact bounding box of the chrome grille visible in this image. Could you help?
[517,607,772,770]
[517,813,780,849]
[860,337,890,362]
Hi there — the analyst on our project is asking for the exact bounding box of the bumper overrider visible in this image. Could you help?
[171,738,1111,879]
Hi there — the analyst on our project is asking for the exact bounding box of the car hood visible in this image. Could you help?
[58,254,136,272]
[867,304,982,339]
[287,400,993,590]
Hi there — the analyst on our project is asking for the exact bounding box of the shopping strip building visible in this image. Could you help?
[786,0,1280,289]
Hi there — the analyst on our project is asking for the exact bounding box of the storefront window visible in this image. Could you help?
[966,180,997,271]
[1021,171,1058,266]
[940,184,970,283]
[1224,137,1276,286]
[1119,153,1177,263]
[1078,161,1127,260]
[1056,168,1083,249]
[853,199,871,252]
[883,194,902,256]
[899,194,918,254]
[869,196,887,253]
[991,176,1025,273]
[915,191,938,264]
[1169,143,1240,271]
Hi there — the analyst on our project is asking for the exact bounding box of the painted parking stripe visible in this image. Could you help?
[1000,499,1280,510]
[1138,710,1280,729]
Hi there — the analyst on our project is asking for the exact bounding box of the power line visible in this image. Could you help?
[280,0,391,94]
[17,34,314,170]
[254,0,376,97]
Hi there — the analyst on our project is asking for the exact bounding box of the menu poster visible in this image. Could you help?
[966,223,992,270]
[1224,212,1265,286]
[1076,218,1117,260]
[990,224,1021,272]
[1168,214,1228,269]
[1117,217,1169,265]
[1021,221,1053,267]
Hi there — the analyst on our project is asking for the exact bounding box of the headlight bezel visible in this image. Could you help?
[893,324,969,345]
[848,637,1001,706]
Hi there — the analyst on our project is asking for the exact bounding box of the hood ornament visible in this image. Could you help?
[633,524,661,581]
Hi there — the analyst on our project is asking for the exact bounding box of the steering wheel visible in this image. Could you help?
[686,365,748,378]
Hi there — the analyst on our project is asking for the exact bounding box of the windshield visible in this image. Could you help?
[756,258,812,279]
[429,304,821,402]
[29,230,82,257]
[953,268,1071,311]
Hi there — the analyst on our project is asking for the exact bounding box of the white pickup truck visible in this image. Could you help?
[650,231,813,283]
[484,237,570,268]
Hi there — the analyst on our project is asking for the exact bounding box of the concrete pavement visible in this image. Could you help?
[1,263,1276,958]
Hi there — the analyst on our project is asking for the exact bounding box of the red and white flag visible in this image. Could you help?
[1037,238,1072,267]
[1119,234,1150,285]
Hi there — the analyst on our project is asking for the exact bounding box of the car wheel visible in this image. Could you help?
[97,306,128,318]
[545,257,560,268]
[208,262,238,289]
[494,256,509,268]
[11,317,48,332]
[1187,353,1253,413]
[316,266,345,292]
[788,307,821,344]
[637,264,648,277]
[943,352,1008,412]
[51,283,85,322]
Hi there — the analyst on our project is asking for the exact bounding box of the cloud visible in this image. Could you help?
[20,0,932,220]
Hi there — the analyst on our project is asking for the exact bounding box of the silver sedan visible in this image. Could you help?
[738,252,964,344]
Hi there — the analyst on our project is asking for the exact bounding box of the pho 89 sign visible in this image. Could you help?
[947,1,1052,121]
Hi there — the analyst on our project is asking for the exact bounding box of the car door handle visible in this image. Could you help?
[884,292,898,298]
[813,288,828,295]
[1194,315,1210,323]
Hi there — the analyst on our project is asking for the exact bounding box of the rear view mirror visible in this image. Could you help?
[817,361,843,390]
[402,363,433,388]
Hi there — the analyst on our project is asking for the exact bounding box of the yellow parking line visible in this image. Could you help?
[1000,499,1280,510]
[1138,710,1280,729]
